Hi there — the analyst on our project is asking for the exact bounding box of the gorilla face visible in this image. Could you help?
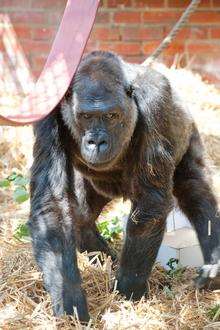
[62,52,138,169]
[76,102,126,166]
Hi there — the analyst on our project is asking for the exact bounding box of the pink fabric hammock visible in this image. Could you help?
[0,0,100,126]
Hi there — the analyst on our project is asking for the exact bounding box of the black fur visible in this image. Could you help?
[29,51,220,321]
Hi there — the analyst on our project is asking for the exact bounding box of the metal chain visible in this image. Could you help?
[142,0,201,66]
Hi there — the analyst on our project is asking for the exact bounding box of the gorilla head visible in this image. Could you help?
[61,52,138,169]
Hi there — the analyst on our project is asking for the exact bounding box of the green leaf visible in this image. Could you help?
[7,172,18,181]
[167,258,179,270]
[208,304,220,321]
[14,223,30,242]
[13,187,29,203]
[0,178,10,188]
[14,175,29,187]
[97,216,122,241]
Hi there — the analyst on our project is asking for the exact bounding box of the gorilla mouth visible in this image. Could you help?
[86,153,115,165]
[80,149,119,170]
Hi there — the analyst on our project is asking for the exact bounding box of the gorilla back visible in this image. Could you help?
[29,51,220,322]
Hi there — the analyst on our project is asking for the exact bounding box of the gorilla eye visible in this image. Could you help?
[105,113,118,120]
[83,114,92,120]
[125,85,134,98]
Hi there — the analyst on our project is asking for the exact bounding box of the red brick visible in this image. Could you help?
[14,25,31,39]
[48,11,64,25]
[190,27,208,39]
[30,0,65,9]
[212,0,220,7]
[90,27,120,41]
[0,39,4,51]
[113,42,141,55]
[133,0,165,7]
[143,41,184,55]
[168,0,190,6]
[189,11,220,24]
[142,40,160,54]
[124,55,145,63]
[31,54,47,69]
[187,42,220,53]
[108,28,120,41]
[22,40,51,54]
[122,27,163,41]
[100,42,141,55]
[168,0,211,7]
[95,12,111,24]
[195,0,211,6]
[114,12,141,23]
[107,0,132,7]
[210,28,220,38]
[163,42,185,55]
[1,0,30,7]
[9,12,49,25]
[142,11,181,23]
[201,73,220,85]
[165,26,208,39]
[84,40,99,53]
[171,27,191,38]
[32,27,55,41]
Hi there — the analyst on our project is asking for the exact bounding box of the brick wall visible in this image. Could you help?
[1,0,220,85]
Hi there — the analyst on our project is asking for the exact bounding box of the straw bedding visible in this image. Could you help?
[1,240,219,329]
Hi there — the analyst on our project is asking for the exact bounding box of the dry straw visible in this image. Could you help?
[1,241,219,329]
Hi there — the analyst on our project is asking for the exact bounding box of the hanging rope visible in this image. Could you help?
[142,0,201,66]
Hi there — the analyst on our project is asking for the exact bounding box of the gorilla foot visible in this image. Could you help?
[195,247,220,290]
[79,228,118,263]
[116,271,148,300]
[52,286,90,322]
[195,263,220,290]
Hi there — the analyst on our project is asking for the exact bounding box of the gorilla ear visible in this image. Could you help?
[125,85,134,98]
[129,79,154,128]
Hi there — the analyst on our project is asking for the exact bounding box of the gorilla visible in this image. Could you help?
[29,51,220,322]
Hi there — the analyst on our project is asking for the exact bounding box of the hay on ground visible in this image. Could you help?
[0,241,219,329]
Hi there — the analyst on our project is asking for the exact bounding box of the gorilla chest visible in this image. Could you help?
[90,177,128,199]
[74,160,131,199]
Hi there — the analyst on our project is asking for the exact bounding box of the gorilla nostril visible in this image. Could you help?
[87,139,96,150]
[98,140,108,153]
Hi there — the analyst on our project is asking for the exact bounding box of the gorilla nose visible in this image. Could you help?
[86,133,109,153]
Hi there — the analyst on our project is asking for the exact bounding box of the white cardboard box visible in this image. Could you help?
[157,209,204,268]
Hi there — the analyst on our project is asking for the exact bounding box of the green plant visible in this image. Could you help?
[163,285,175,299]
[208,304,220,321]
[166,258,186,280]
[1,172,30,242]
[13,223,30,243]
[1,173,123,243]
[0,172,29,203]
[97,216,122,241]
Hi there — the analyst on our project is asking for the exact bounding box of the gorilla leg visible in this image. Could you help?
[74,173,117,261]
[29,116,91,321]
[173,129,220,287]
[29,190,89,321]
[117,184,173,299]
